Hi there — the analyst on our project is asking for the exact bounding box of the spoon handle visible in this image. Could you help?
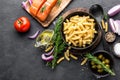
[99,22,110,52]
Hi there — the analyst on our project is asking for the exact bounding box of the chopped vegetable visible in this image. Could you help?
[28,0,33,5]
[22,1,28,10]
[114,20,120,35]
[28,30,40,39]
[44,47,54,56]
[41,54,54,62]
[109,18,116,33]
[108,4,120,17]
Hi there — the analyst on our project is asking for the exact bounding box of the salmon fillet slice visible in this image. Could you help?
[29,0,47,16]
[36,0,57,22]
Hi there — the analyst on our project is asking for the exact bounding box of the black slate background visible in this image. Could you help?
[0,0,120,80]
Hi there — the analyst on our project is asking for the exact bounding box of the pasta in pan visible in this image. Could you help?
[63,15,97,48]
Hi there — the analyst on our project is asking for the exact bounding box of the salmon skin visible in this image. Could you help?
[29,0,46,16]
[36,0,57,22]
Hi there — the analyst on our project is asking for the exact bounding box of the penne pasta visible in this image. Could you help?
[63,15,97,47]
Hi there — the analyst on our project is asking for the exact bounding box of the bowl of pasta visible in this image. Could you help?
[61,8,102,52]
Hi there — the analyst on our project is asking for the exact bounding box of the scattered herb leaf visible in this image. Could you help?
[40,6,46,13]
[57,0,61,6]
[104,12,109,20]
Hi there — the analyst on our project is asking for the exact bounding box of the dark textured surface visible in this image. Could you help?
[0,0,120,80]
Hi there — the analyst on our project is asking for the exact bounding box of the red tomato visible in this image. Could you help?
[14,16,30,32]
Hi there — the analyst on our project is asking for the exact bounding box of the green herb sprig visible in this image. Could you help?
[103,12,109,21]
[47,16,66,69]
[85,53,115,76]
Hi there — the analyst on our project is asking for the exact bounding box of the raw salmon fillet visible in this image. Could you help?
[36,0,57,22]
[29,0,46,16]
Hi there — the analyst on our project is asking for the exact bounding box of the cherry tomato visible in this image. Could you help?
[14,16,30,32]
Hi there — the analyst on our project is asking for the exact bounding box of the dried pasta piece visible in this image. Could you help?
[57,57,65,64]
[70,54,78,60]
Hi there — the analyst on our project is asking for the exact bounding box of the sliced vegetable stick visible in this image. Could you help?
[81,58,88,65]
[57,57,64,64]
[105,22,108,32]
[101,19,106,29]
[64,51,70,61]
[45,46,53,52]
[70,54,78,60]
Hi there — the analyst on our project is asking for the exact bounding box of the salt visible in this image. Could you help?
[114,43,120,57]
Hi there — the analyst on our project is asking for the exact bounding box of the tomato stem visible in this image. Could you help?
[18,19,23,24]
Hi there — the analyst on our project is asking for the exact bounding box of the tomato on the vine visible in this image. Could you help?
[14,16,30,32]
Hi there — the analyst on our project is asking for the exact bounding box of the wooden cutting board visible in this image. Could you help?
[23,0,72,27]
